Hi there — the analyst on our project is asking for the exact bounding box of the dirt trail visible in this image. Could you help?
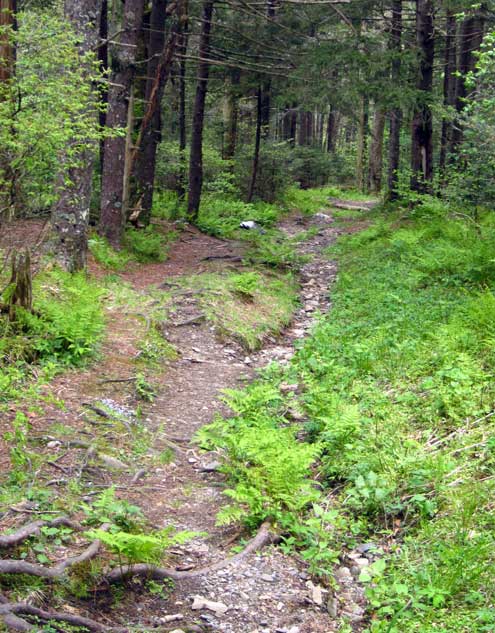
[0,204,371,632]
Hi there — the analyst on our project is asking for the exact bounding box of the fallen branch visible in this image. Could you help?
[106,521,276,584]
[0,518,80,548]
[0,600,125,632]
[172,314,205,327]
[0,524,109,578]
[328,198,375,212]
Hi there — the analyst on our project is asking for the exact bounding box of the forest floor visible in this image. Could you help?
[0,198,377,633]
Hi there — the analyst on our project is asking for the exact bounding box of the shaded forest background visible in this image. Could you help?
[0,0,494,271]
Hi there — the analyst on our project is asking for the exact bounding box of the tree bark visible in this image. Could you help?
[0,0,15,82]
[0,0,16,221]
[438,10,456,173]
[368,107,386,193]
[187,0,214,221]
[7,250,32,322]
[326,106,337,152]
[387,0,402,201]
[410,0,434,194]
[132,0,168,227]
[222,68,240,160]
[450,8,485,151]
[51,0,100,272]
[98,0,108,175]
[247,85,262,203]
[177,0,189,201]
[99,0,144,248]
[356,95,369,191]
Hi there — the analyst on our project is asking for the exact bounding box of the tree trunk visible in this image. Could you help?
[368,108,386,193]
[132,0,168,227]
[177,0,189,201]
[7,250,32,322]
[451,9,485,151]
[222,68,240,160]
[438,11,456,173]
[247,86,262,203]
[387,0,402,201]
[356,95,369,191]
[289,104,297,147]
[187,0,214,221]
[98,0,108,175]
[0,0,16,221]
[99,0,144,248]
[0,0,15,82]
[326,106,337,152]
[410,0,434,194]
[51,0,100,272]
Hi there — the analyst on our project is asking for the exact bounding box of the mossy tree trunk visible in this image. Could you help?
[51,0,101,272]
[6,250,32,321]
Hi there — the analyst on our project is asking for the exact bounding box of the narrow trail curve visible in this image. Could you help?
[110,208,367,633]
[0,204,372,633]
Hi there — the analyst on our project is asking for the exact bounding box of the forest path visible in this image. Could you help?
[0,199,374,632]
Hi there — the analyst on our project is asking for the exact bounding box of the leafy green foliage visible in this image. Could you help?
[86,527,196,566]
[0,9,106,212]
[197,200,495,631]
[0,269,104,402]
[180,271,297,350]
[197,392,320,528]
[197,195,281,238]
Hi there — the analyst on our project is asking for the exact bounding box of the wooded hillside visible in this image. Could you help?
[0,1,495,632]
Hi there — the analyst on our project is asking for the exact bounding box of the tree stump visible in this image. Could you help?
[7,249,32,321]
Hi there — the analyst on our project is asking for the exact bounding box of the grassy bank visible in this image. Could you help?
[199,195,495,632]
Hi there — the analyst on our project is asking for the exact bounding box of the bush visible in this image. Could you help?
[235,142,292,203]
[123,226,169,263]
[155,141,236,196]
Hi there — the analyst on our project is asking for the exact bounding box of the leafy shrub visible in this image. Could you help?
[197,195,281,238]
[89,234,132,270]
[197,406,320,528]
[286,146,332,189]
[123,226,170,263]
[155,141,236,195]
[234,142,292,203]
[229,272,261,299]
[16,269,104,363]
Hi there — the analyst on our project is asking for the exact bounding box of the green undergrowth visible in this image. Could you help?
[175,270,298,350]
[197,201,495,632]
[89,224,177,270]
[0,268,105,404]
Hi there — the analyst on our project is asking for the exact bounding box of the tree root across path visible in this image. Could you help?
[0,520,276,631]
[105,521,277,583]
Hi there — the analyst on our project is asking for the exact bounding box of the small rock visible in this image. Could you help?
[261,573,276,583]
[47,440,61,449]
[307,581,323,606]
[188,457,198,464]
[279,383,300,395]
[335,566,352,581]
[200,460,222,472]
[159,614,184,623]
[99,454,129,471]
[288,627,300,633]
[192,596,229,615]
[327,595,338,618]
[355,557,370,567]
[356,542,375,554]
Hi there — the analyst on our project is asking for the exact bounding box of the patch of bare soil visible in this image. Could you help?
[0,204,376,633]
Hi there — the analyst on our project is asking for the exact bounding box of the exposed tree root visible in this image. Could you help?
[0,523,109,579]
[0,520,275,631]
[0,518,80,549]
[106,521,276,584]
